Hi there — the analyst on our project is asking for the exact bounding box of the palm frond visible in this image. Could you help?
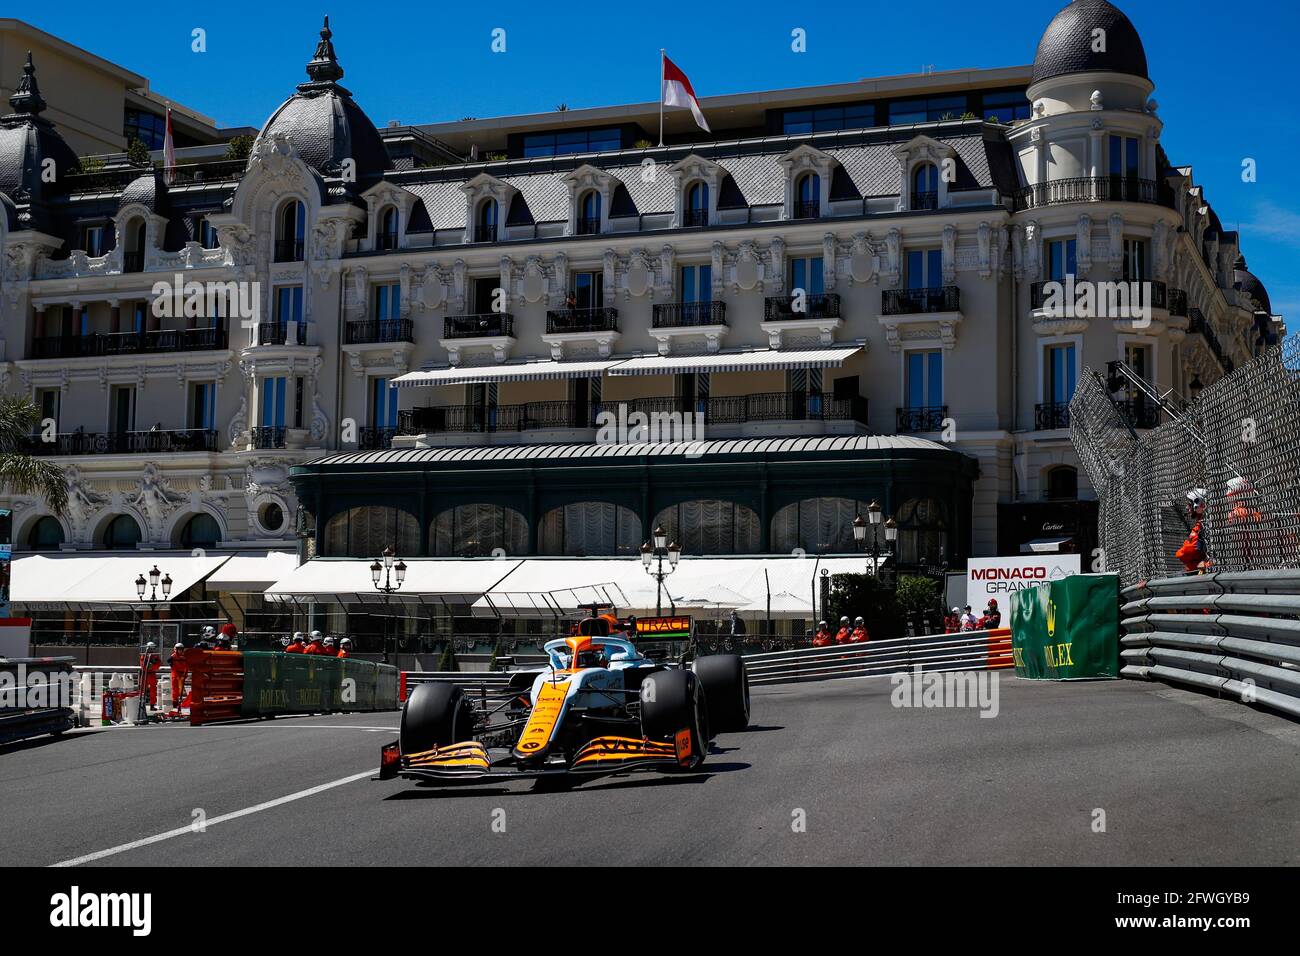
[0,452,68,516]
[0,395,41,452]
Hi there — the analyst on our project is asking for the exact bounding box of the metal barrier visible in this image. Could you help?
[399,629,1012,695]
[1120,570,1300,720]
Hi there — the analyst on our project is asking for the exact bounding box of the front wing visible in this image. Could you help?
[380,733,693,783]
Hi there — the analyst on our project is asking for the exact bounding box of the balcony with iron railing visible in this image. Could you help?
[273,238,304,263]
[375,232,399,251]
[27,428,219,456]
[443,313,515,339]
[576,216,601,236]
[251,426,288,449]
[1167,288,1188,318]
[345,319,414,345]
[882,287,960,315]
[1121,399,1161,430]
[257,322,308,346]
[1035,402,1071,430]
[683,208,708,227]
[1013,176,1174,211]
[896,405,948,433]
[652,301,727,328]
[545,307,619,335]
[763,292,841,321]
[1187,309,1234,373]
[123,251,144,273]
[397,391,869,437]
[358,426,397,450]
[30,327,229,360]
[911,191,938,211]
[793,199,821,219]
[475,224,497,243]
[1029,278,1168,313]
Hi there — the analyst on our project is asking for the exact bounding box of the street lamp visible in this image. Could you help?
[136,565,172,604]
[372,546,406,663]
[852,502,896,581]
[641,527,681,616]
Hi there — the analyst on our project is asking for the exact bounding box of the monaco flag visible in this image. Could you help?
[662,54,710,133]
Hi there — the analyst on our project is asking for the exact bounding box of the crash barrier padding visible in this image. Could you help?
[240,652,399,717]
[1010,574,1120,679]
[189,652,399,724]
[0,656,76,744]
[1119,569,1300,721]
[188,650,244,725]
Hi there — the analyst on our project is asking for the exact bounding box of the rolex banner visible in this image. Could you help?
[1010,574,1120,679]
[240,652,399,716]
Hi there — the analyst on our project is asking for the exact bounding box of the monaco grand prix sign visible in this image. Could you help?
[966,555,1081,610]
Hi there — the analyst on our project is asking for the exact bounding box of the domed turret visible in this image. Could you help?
[1031,0,1148,85]
[0,52,78,223]
[256,17,389,181]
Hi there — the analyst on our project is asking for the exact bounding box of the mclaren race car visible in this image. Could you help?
[379,613,749,786]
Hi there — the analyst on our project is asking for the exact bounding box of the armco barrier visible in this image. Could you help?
[189,651,399,725]
[1120,570,1300,720]
[400,630,1013,694]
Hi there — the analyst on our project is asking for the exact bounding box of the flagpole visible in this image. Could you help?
[658,49,665,147]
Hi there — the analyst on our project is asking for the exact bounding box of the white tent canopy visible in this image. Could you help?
[263,558,524,608]
[10,552,233,610]
[206,551,301,590]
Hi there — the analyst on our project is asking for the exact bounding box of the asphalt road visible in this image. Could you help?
[2,675,1298,866]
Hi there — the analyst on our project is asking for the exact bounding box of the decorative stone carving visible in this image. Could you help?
[63,466,107,537]
[942,225,957,285]
[131,463,186,538]
[1077,215,1092,274]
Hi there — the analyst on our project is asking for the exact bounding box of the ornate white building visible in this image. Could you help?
[0,2,1282,566]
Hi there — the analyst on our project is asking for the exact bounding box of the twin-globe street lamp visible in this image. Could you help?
[134,565,173,604]
[851,500,897,580]
[640,525,681,617]
[370,546,407,663]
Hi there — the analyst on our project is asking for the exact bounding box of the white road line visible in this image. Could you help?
[50,769,376,867]
[195,724,398,732]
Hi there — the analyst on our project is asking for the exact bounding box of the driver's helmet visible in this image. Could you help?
[565,635,608,669]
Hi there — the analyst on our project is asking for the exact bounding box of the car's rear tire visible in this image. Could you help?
[400,682,473,755]
[640,669,708,769]
[692,654,750,734]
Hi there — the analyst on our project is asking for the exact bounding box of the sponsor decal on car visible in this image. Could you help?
[674,728,693,764]
[514,680,569,756]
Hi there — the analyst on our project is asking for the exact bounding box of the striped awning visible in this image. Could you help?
[394,358,621,388]
[606,345,862,376]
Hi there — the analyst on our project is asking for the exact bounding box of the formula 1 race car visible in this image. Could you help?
[379,614,749,786]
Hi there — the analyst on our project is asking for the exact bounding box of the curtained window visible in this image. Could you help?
[652,499,760,555]
[431,504,528,557]
[323,506,419,558]
[895,497,948,566]
[538,502,641,556]
[770,497,874,553]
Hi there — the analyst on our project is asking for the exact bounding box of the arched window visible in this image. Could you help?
[911,163,939,210]
[770,497,874,553]
[178,513,221,549]
[894,497,947,567]
[323,506,420,558]
[795,172,821,219]
[476,199,498,243]
[432,504,528,557]
[102,515,143,550]
[685,181,709,227]
[577,191,602,235]
[377,206,399,249]
[124,219,146,272]
[538,502,641,556]
[276,200,305,261]
[652,499,759,555]
[1045,465,1078,501]
[26,516,64,551]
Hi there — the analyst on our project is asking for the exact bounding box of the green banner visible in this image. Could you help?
[241,653,399,716]
[1010,574,1119,680]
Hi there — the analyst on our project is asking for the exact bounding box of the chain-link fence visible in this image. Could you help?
[1071,336,1300,587]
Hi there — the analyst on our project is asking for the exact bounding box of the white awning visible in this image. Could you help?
[263,558,523,607]
[1020,537,1073,554]
[394,358,621,388]
[606,346,862,376]
[11,553,233,610]
[206,551,301,590]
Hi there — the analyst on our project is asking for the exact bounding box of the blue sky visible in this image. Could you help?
[21,0,1298,316]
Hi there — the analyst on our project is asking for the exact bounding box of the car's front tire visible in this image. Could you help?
[400,682,474,755]
[692,654,750,734]
[640,669,708,769]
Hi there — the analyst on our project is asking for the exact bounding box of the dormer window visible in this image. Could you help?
[577,190,602,235]
[795,173,820,219]
[275,200,305,262]
[124,219,146,272]
[476,199,498,243]
[377,206,399,250]
[911,164,939,210]
[81,224,105,258]
[198,217,219,249]
[685,182,709,227]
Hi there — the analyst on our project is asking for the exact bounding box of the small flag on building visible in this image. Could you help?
[660,52,710,142]
[162,107,176,186]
